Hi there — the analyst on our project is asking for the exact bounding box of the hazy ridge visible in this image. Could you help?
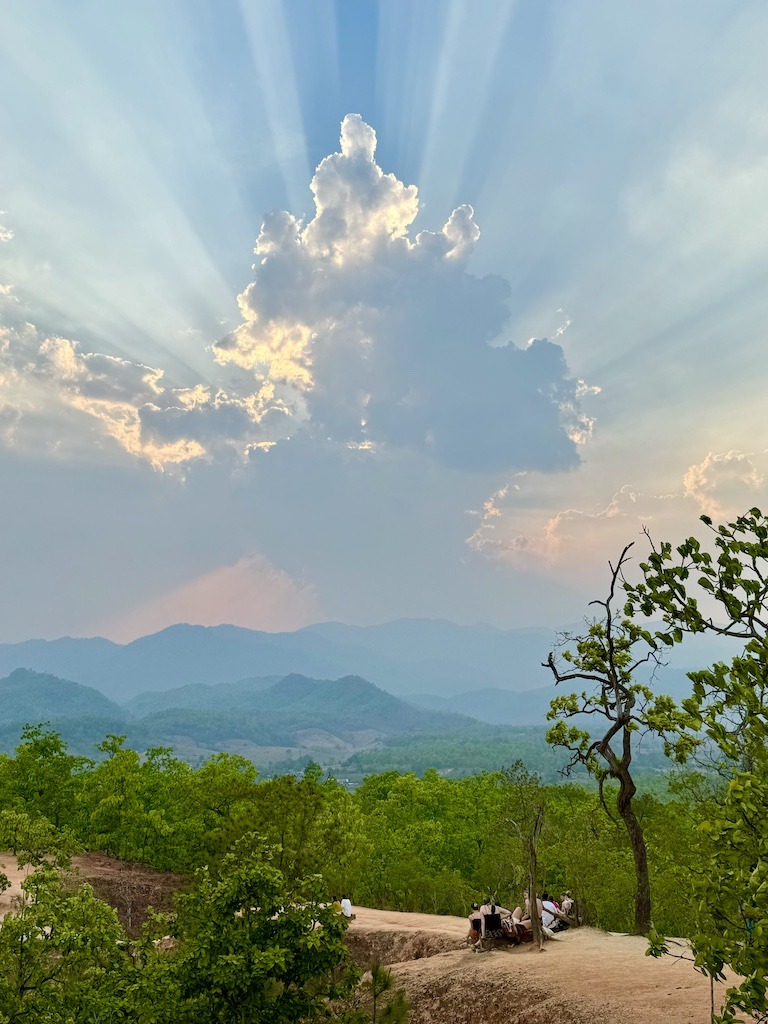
[0,619,556,700]
[0,619,727,778]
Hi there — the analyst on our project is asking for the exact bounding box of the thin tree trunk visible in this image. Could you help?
[527,852,544,950]
[617,773,651,934]
[527,807,545,951]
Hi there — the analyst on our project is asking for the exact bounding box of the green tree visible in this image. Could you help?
[627,508,768,1020]
[0,809,80,867]
[78,735,146,860]
[364,960,409,1024]
[182,752,259,864]
[246,767,370,899]
[78,738,192,868]
[501,762,545,949]
[164,832,361,1024]
[0,724,89,828]
[0,863,134,1023]
[544,544,691,934]
[353,771,477,915]
[0,831,404,1024]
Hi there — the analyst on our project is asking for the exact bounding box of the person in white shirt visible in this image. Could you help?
[541,893,558,929]
[513,891,555,939]
[542,891,569,932]
[340,897,354,919]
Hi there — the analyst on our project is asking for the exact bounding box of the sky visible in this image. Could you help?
[1,0,768,643]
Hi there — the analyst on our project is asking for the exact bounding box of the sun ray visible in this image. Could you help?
[237,0,312,218]
[417,1,519,209]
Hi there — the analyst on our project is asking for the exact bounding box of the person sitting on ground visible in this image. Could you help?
[501,914,527,943]
[514,890,555,939]
[473,898,512,950]
[513,890,542,927]
[542,891,569,932]
[467,902,482,945]
[541,892,557,929]
[560,890,576,921]
[340,896,355,920]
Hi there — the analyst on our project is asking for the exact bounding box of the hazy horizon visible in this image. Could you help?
[1,614,559,647]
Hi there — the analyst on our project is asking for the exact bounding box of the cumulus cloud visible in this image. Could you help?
[0,217,14,305]
[469,448,768,581]
[215,113,591,473]
[103,554,320,642]
[0,206,289,467]
[468,481,685,577]
[0,322,286,468]
[0,115,592,473]
[683,449,767,518]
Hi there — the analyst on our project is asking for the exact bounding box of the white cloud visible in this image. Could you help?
[683,449,767,518]
[0,321,286,469]
[0,217,14,303]
[102,554,320,642]
[469,447,768,583]
[0,403,20,442]
[554,312,573,338]
[469,481,686,579]
[0,202,289,467]
[215,114,591,473]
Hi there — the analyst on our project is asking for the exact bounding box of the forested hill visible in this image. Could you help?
[0,668,487,769]
[0,667,123,720]
[124,672,475,736]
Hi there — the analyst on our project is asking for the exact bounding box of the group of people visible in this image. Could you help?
[467,890,576,950]
[331,896,355,920]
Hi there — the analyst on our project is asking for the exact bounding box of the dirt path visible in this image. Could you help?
[0,851,185,935]
[347,906,729,1024]
[0,851,35,916]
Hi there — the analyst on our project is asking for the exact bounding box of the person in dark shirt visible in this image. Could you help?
[467,902,482,944]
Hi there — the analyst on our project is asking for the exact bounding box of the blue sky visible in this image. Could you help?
[1,0,767,642]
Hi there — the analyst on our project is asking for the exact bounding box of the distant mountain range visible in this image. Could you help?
[0,618,737,715]
[122,671,473,737]
[409,666,696,726]
[0,619,557,701]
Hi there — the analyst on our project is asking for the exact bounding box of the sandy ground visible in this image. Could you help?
[347,906,731,1024]
[0,851,185,935]
[0,852,35,916]
[0,856,730,1023]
